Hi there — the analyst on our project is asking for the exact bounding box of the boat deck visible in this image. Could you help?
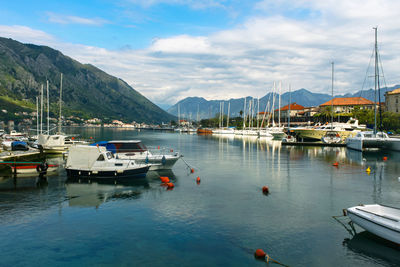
[354,204,400,222]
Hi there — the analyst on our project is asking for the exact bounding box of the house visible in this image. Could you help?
[319,97,376,113]
[385,88,400,113]
[275,103,305,118]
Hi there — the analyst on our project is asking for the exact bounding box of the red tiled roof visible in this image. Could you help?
[275,103,305,111]
[320,97,375,106]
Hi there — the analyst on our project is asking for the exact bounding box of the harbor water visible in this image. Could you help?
[1,128,399,266]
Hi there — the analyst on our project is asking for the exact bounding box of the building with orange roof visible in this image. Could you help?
[385,88,400,113]
[275,103,305,118]
[319,97,376,113]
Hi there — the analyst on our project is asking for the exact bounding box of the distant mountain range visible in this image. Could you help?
[0,37,174,123]
[167,86,398,120]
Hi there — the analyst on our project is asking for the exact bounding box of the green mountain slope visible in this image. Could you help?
[0,37,174,123]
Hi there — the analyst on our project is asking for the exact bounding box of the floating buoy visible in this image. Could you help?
[191,168,195,173]
[262,186,269,194]
[333,162,339,167]
[158,146,160,149]
[196,176,201,184]
[90,136,93,139]
[166,182,174,189]
[160,176,170,183]
[170,149,173,152]
[366,167,371,173]
[383,156,388,161]
[254,249,266,259]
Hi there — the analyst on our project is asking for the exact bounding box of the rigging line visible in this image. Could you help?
[359,48,375,99]
[377,50,388,90]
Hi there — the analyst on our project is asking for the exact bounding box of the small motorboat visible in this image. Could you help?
[65,145,150,179]
[347,204,400,245]
[11,164,59,174]
[322,130,342,144]
[91,140,181,171]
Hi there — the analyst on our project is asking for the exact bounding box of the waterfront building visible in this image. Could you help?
[385,88,400,113]
[319,97,376,113]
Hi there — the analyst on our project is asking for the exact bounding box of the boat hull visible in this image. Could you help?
[66,166,150,179]
[347,205,400,245]
[11,165,59,174]
[294,129,357,141]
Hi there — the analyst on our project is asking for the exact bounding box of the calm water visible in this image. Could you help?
[1,128,400,266]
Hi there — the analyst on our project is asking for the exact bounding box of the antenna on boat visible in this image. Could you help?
[58,73,63,134]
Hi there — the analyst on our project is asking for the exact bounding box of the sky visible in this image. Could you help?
[1,0,400,108]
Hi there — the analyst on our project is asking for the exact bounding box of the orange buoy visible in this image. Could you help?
[158,146,160,149]
[166,183,174,189]
[383,156,388,161]
[333,162,339,167]
[262,186,269,194]
[90,136,93,139]
[160,176,170,183]
[191,168,195,173]
[170,149,174,152]
[196,177,201,184]
[254,249,266,259]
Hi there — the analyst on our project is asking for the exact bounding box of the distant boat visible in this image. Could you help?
[347,204,400,245]
[65,145,150,178]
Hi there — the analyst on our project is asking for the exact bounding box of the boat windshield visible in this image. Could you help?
[108,142,147,153]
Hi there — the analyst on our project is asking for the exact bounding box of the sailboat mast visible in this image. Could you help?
[47,80,49,133]
[227,102,230,128]
[58,73,63,134]
[373,27,378,134]
[288,84,291,130]
[40,84,43,134]
[36,96,39,136]
[243,98,246,129]
[279,81,281,128]
[331,62,334,130]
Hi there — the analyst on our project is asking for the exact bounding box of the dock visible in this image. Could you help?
[281,141,346,147]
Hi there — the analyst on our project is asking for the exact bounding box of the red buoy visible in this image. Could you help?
[333,162,339,167]
[158,146,160,149]
[190,168,195,173]
[160,176,170,183]
[254,249,266,259]
[383,156,388,161]
[196,176,201,184]
[166,183,174,189]
[262,186,269,194]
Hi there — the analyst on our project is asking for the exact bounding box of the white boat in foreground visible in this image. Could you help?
[66,145,150,178]
[347,204,400,245]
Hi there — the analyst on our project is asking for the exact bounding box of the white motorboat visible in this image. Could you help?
[94,140,181,171]
[38,134,89,153]
[322,131,342,144]
[347,204,400,245]
[66,145,150,178]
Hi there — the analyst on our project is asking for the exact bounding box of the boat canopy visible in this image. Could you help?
[66,145,107,169]
[91,140,147,153]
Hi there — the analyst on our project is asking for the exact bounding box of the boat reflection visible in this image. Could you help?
[343,231,400,265]
[65,170,177,208]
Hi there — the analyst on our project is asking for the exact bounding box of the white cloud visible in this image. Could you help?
[0,25,55,45]
[46,12,109,26]
[3,0,400,106]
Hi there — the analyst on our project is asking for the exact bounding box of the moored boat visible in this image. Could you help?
[91,140,181,171]
[11,164,59,174]
[65,145,150,178]
[347,204,400,245]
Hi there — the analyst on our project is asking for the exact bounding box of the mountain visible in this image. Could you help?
[0,37,174,123]
[168,86,397,120]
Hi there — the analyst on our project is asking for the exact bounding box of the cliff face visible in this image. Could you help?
[0,37,174,123]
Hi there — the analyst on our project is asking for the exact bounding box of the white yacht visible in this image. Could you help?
[322,131,342,144]
[347,204,400,245]
[38,134,89,153]
[94,140,182,171]
[346,131,400,151]
[65,145,150,178]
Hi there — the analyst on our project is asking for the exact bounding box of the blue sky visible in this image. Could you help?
[1,0,400,107]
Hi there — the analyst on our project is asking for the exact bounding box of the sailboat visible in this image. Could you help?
[346,27,400,151]
[282,84,297,142]
[322,62,342,144]
[38,74,89,153]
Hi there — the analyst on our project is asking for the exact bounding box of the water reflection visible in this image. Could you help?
[344,232,400,266]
